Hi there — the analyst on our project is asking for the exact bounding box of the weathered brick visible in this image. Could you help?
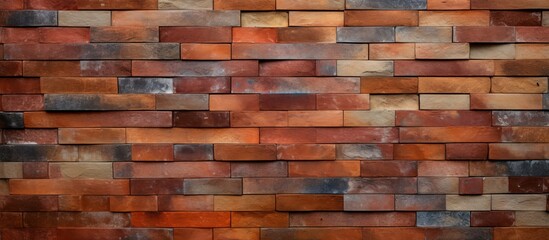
[57,229,172,240]
[0,10,57,26]
[289,161,360,177]
[131,179,185,195]
[336,27,394,42]
[158,195,212,211]
[76,0,157,9]
[214,195,275,211]
[174,77,230,93]
[288,111,343,127]
[509,177,544,193]
[316,60,337,76]
[181,43,231,60]
[369,43,415,59]
[174,144,213,160]
[419,77,490,93]
[337,60,393,76]
[112,10,239,26]
[416,43,469,59]
[241,12,288,27]
[446,195,491,210]
[490,143,548,160]
[0,145,78,162]
[517,27,549,42]
[494,228,549,240]
[233,77,359,94]
[118,78,173,94]
[345,194,395,211]
[401,126,501,143]
[419,10,490,26]
[0,78,39,93]
[447,143,488,160]
[419,161,469,176]
[232,27,277,43]
[419,177,459,194]
[345,10,419,26]
[156,94,209,110]
[243,178,349,194]
[262,228,361,240]
[78,144,132,162]
[10,179,129,195]
[289,11,344,27]
[544,12,549,26]
[233,43,369,60]
[394,144,445,160]
[259,94,316,110]
[484,178,510,193]
[470,44,516,59]
[230,111,286,127]
[214,228,259,240]
[278,27,336,43]
[395,26,452,42]
[91,26,158,42]
[459,177,484,195]
[290,212,415,226]
[23,162,48,179]
[316,127,399,143]
[158,0,213,9]
[420,94,470,110]
[491,11,542,26]
[58,10,110,26]
[471,94,542,110]
[0,0,24,10]
[424,228,493,240]
[214,144,277,161]
[44,94,155,111]
[174,111,229,127]
[515,211,549,226]
[276,194,343,211]
[395,194,445,211]
[347,178,418,194]
[361,77,418,93]
[25,111,172,128]
[0,162,23,178]
[454,26,516,42]
[502,127,549,142]
[2,129,56,144]
[132,212,230,227]
[24,60,131,77]
[41,77,117,94]
[0,212,22,227]
[471,0,549,9]
[417,211,470,227]
[39,27,90,43]
[232,212,288,228]
[231,161,288,177]
[347,0,426,9]
[471,211,515,227]
[395,60,494,76]
[492,194,547,211]
[277,0,344,10]
[259,60,315,77]
[49,162,113,179]
[58,128,125,144]
[24,212,130,228]
[160,26,231,43]
[428,0,470,10]
[493,111,549,126]
[260,128,317,144]
[114,162,229,178]
[0,61,23,76]
[471,160,549,177]
[110,196,157,212]
[214,0,274,10]
[1,95,43,111]
[336,144,393,160]
[277,144,335,160]
[370,95,419,110]
[361,161,417,177]
[495,60,549,76]
[344,110,395,126]
[184,178,242,195]
[516,44,549,60]
[132,60,258,77]
[396,111,491,127]
[131,144,173,161]
[210,94,259,111]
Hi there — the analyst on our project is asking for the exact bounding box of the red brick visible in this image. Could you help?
[263,228,360,240]
[316,128,399,143]
[516,27,549,42]
[114,162,230,178]
[214,144,277,160]
[344,194,395,211]
[231,111,288,127]
[0,196,57,211]
[39,27,89,43]
[276,194,343,211]
[161,27,232,43]
[58,128,126,144]
[231,161,288,177]
[1,28,39,43]
[57,229,172,240]
[400,127,502,143]
[0,78,40,94]
[132,60,258,77]
[23,162,49,179]
[112,10,240,27]
[290,212,415,227]
[91,26,159,42]
[132,144,173,161]
[210,94,260,111]
[58,195,110,212]
[174,229,213,240]
[394,144,445,160]
[24,111,172,128]
[215,228,260,240]
[132,212,230,228]
[0,61,22,76]
[277,0,344,10]
[277,144,335,160]
[447,143,488,160]
[25,0,77,10]
[509,177,544,193]
[472,0,549,9]
[419,10,490,26]
[471,211,515,227]
[174,77,230,93]
[418,161,469,176]
[174,111,230,128]
[288,111,343,127]
[317,94,369,110]
[395,60,494,76]
[361,77,418,93]
[77,0,157,9]
[232,212,288,227]
[363,227,425,240]
[9,179,129,195]
[428,0,470,10]
[493,228,549,240]
[396,111,491,127]
[260,128,317,144]
[454,26,515,42]
[370,43,415,60]
[460,177,484,195]
[130,179,185,195]
[24,61,131,77]
[471,94,542,110]
[110,196,157,212]
[214,0,274,10]
[259,60,316,76]
[40,77,118,94]
[345,11,419,26]
[232,43,368,60]
[495,60,549,76]
[181,43,231,60]
[289,161,360,177]
[232,27,277,43]
[0,212,22,227]
[491,11,542,26]
[0,0,24,9]
[2,228,56,240]
[278,27,336,43]
[158,195,213,211]
[1,95,43,111]
[259,94,316,110]
[361,161,418,177]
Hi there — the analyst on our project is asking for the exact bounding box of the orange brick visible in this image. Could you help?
[39,27,89,43]
[92,26,159,43]
[277,144,335,160]
[276,194,343,211]
[260,128,317,144]
[126,128,259,144]
[289,161,361,177]
[394,144,445,160]
[24,111,172,128]
[210,94,260,111]
[231,212,288,227]
[317,94,370,110]
[491,77,548,94]
[278,27,336,43]
[10,179,129,195]
[471,94,543,110]
[232,27,277,43]
[214,144,277,161]
[489,143,549,160]
[40,77,118,93]
[361,77,418,93]
[361,161,417,177]
[428,0,471,9]
[214,0,275,10]
[502,127,549,142]
[132,144,174,161]
[262,228,361,240]
[110,196,157,212]
[289,11,344,27]
[214,228,260,240]
[290,212,415,227]
[418,77,491,93]
[288,111,343,126]
[181,44,231,60]
[472,0,549,9]
[419,10,490,26]
[493,228,549,240]
[400,127,501,143]
[415,43,469,59]
[345,11,419,27]
[363,227,425,240]
[174,229,213,240]
[132,212,230,228]
[418,161,469,176]
[370,43,415,60]
[158,195,213,211]
[231,111,288,127]
[214,195,275,211]
[58,128,125,144]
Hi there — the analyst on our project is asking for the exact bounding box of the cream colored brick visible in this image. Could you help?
[515,212,549,226]
[242,12,288,27]
[420,94,470,110]
[492,194,547,211]
[492,77,548,94]
[543,12,549,26]
[337,61,393,77]
[50,163,113,179]
[516,44,549,59]
[158,0,213,9]
[470,44,515,59]
[289,11,344,26]
[344,110,395,126]
[446,195,491,211]
[59,11,111,27]
[0,163,22,178]
[370,95,419,110]
[483,177,509,194]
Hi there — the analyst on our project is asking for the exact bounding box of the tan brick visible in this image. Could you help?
[516,44,549,59]
[470,44,515,59]
[214,195,275,211]
[344,110,395,126]
[471,94,542,110]
[419,10,490,26]
[492,77,548,94]
[428,0,471,10]
[370,95,419,110]
[396,27,453,42]
[50,163,112,179]
[420,94,470,110]
[0,163,23,178]
[419,77,490,93]
[158,0,213,9]
[415,43,469,59]
[289,11,344,27]
[492,194,547,211]
[370,44,415,60]
[483,177,509,194]
[337,61,393,77]
[59,11,111,27]
[446,195,491,211]
[58,128,126,144]
[544,12,549,26]
[515,212,549,226]
[242,12,289,27]
[418,177,459,194]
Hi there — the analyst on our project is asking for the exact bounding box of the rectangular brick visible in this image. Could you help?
[289,11,344,27]
[0,61,23,76]
[231,111,285,127]
[502,127,549,142]
[184,178,242,195]
[418,161,469,176]
[401,126,501,142]
[174,111,229,128]
[24,60,131,77]
[260,60,316,77]
[494,228,549,240]
[131,179,185,195]
[361,77,418,93]
[276,194,343,211]
[395,195,445,211]
[493,111,549,126]
[516,44,549,60]
[110,196,157,212]
[419,77,490,93]
[472,0,549,9]
[420,94,470,110]
[58,10,110,26]
[260,128,317,144]
[214,195,275,211]
[289,161,360,177]
[158,195,212,211]
[233,77,359,94]
[44,94,155,111]
[471,161,549,177]
[174,229,213,240]
[471,94,542,110]
[495,60,549,76]
[428,0,470,9]
[454,26,516,42]
[157,94,209,111]
[337,60,393,76]
[39,27,90,43]
[25,212,130,228]
[317,127,399,143]
[160,26,231,43]
[290,212,415,227]
[133,60,258,77]
[77,0,157,9]
[515,211,549,226]
[233,43,368,59]
[0,78,40,94]
[262,228,361,240]
[214,144,277,161]
[347,178,418,194]
[471,211,515,227]
[214,228,259,240]
[370,43,415,59]
[113,10,239,26]
[0,10,57,26]
[132,212,230,227]
[232,212,288,228]
[0,112,23,129]
[181,43,231,60]
[174,77,230,93]
[243,178,348,194]
[1,95,43,111]
[0,162,22,178]
[57,229,172,240]
[337,27,394,42]
[118,78,173,94]
[49,162,113,179]
[231,161,288,177]
[259,94,315,110]
[337,144,393,160]
[210,94,259,111]
[394,144,445,160]
[370,95,419,110]
[23,162,48,179]
[396,110,491,126]
[317,60,337,77]
[127,128,259,144]
[232,27,277,43]
[214,0,274,10]
[25,111,171,128]
[491,11,542,26]
[470,44,516,59]
[114,162,229,178]
[2,129,57,144]
[132,144,173,161]
[492,194,547,211]
[361,161,417,177]
[159,0,212,9]
[41,77,117,94]
[278,27,336,43]
[344,110,396,126]
[91,26,158,42]
[396,26,452,42]
[288,111,343,127]
[241,12,288,27]
[277,144,335,160]
[416,43,469,59]
[395,60,494,76]
[78,144,131,162]
[490,143,549,159]
[345,10,419,26]
[0,145,77,162]
[347,0,426,9]
[447,143,488,160]
[10,179,129,195]
[174,144,213,160]
[446,195,491,210]
[277,0,344,10]
[0,0,24,9]
[418,177,459,194]
[509,177,544,193]
[417,211,470,227]
[0,213,22,227]
[419,10,490,26]
[345,194,395,211]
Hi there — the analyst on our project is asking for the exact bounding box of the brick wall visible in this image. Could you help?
[0,0,548,239]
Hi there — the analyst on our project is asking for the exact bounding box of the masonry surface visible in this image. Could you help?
[0,0,548,239]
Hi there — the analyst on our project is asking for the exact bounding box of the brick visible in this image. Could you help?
[370,43,415,59]
[25,111,171,128]
[496,60,549,76]
[0,78,40,94]
[545,12,549,26]
[344,110,395,126]
[277,144,335,160]
[345,10,418,26]
[181,43,231,60]
[395,60,494,76]
[110,196,157,212]
[0,61,23,76]
[336,27,394,42]
[491,143,549,160]
[494,228,549,240]
[214,228,259,240]
[290,212,415,226]
[131,144,173,161]
[114,162,229,178]
[2,129,57,144]
[39,27,90,43]
[58,10,110,26]
[396,111,491,127]
[472,161,549,177]
[260,128,317,144]
[262,228,361,240]
[516,44,549,60]
[49,163,113,179]
[470,44,516,59]
[130,179,185,195]
[132,212,230,227]
[0,112,23,129]
[132,60,258,77]
[289,11,344,27]
[214,144,277,161]
[345,194,395,211]
[10,179,129,195]
[417,211,470,227]
[347,178,418,194]
[214,195,275,211]
[0,212,22,227]
[493,111,549,126]
[118,78,173,94]
[158,195,213,211]
[277,0,344,10]
[210,94,259,111]
[509,177,544,193]
[419,10,489,26]
[160,27,231,43]
[231,111,285,127]
[446,195,491,210]
[428,0,470,9]
[362,227,425,240]
[276,194,343,211]
[184,178,242,195]
[233,43,369,60]
[361,77,418,93]
[395,195,445,211]
[370,95,419,110]
[454,26,515,42]
[113,10,239,26]
[41,77,117,94]
[90,26,157,43]
[0,145,77,162]
[80,145,131,162]
[492,194,547,211]
[347,0,426,9]
[317,127,399,143]
[2,228,56,239]
[361,161,417,177]
[424,228,493,240]
[232,212,288,227]
[420,94,470,110]
[337,60,393,76]
[259,60,315,77]
[472,0,549,9]
[471,94,542,110]
[491,11,542,26]
[259,94,316,110]
[278,27,336,43]
[175,111,229,127]
[76,0,156,9]
[0,0,24,9]
[174,144,213,160]
[44,94,154,111]
[25,212,131,228]
[174,229,213,240]
[23,162,48,179]
[459,177,484,195]
[516,27,549,42]
[159,0,213,9]
[316,61,339,77]
[175,77,230,93]
[419,77,491,93]
[447,143,488,160]
[57,229,172,240]
[419,177,459,194]
[418,161,469,176]
[396,26,452,42]
[233,77,360,94]
[515,211,549,226]
[243,178,349,194]
[394,144,445,160]
[471,211,515,227]
[232,27,277,43]
[288,111,343,127]
[1,28,39,43]
[502,127,549,142]
[157,94,209,111]
[0,10,57,26]
[1,95,43,111]
[0,162,22,178]
[214,0,274,10]
[24,60,131,77]
[416,43,469,59]
[231,161,288,177]
[289,161,360,177]
[401,126,501,143]
[241,12,288,27]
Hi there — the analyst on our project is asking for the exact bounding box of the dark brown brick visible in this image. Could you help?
[173,111,230,128]
[490,11,542,26]
[509,177,544,193]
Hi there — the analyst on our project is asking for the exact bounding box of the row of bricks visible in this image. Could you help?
[2,0,549,11]
[2,60,549,77]
[1,227,549,240]
[1,10,549,27]
[0,193,548,213]
[2,43,549,61]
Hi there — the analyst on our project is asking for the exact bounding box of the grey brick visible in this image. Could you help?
[119,78,173,94]
[184,178,242,195]
[336,144,393,160]
[1,10,57,26]
[78,145,132,162]
[0,145,78,162]
[417,211,470,227]
[0,112,24,129]
[337,27,395,43]
[174,144,214,161]
[492,111,549,126]
[243,178,349,194]
[347,0,426,9]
